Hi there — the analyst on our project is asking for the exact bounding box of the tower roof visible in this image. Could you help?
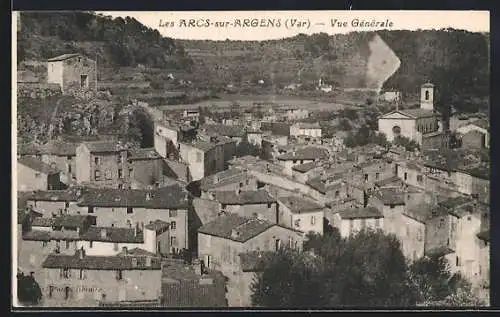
[422,82,434,88]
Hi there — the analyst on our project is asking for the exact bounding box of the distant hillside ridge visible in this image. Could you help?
[17,11,193,70]
[180,29,489,101]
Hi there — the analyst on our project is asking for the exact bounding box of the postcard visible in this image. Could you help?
[12,10,490,310]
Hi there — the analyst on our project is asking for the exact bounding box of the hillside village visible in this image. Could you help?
[16,13,490,309]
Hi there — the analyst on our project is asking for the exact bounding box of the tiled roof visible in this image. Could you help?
[398,109,438,119]
[278,196,324,214]
[161,268,227,307]
[403,204,433,223]
[477,230,490,242]
[457,165,489,180]
[198,214,275,242]
[306,177,343,195]
[31,217,54,227]
[18,142,43,155]
[78,185,190,209]
[469,119,489,131]
[374,176,402,188]
[372,188,405,206]
[42,254,162,270]
[47,53,82,62]
[277,147,329,161]
[145,220,170,234]
[52,214,96,229]
[199,169,248,191]
[117,248,157,257]
[127,148,162,161]
[41,140,78,156]
[22,230,52,241]
[214,189,275,205]
[82,141,125,153]
[203,124,246,137]
[338,206,383,219]
[292,162,318,173]
[28,188,81,202]
[18,157,58,175]
[80,226,144,243]
[239,251,275,272]
[438,196,471,209]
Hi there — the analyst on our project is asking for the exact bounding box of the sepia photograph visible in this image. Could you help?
[12,10,490,309]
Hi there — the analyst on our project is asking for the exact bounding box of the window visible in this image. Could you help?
[61,268,70,279]
[335,190,340,198]
[118,184,123,189]
[68,164,72,174]
[239,182,243,188]
[65,286,71,300]
[116,270,123,280]
[80,74,88,89]
[79,269,85,280]
[127,207,133,214]
[105,170,112,180]
[293,160,297,164]
[171,236,177,247]
[66,241,70,249]
[425,90,430,100]
[364,174,369,181]
[118,169,123,179]
[49,286,54,298]
[67,155,72,160]
[456,256,460,267]
[390,205,395,209]
[417,175,423,183]
[267,202,272,208]
[196,152,202,162]
[404,172,408,181]
[129,168,134,177]
[89,241,93,248]
[88,207,94,214]
[171,221,176,230]
[375,218,380,227]
[275,239,281,251]
[95,157,99,165]
[35,173,41,178]
[375,173,380,180]
[42,241,48,247]
[169,210,177,217]
[311,216,316,225]
[114,243,119,251]
[94,170,101,180]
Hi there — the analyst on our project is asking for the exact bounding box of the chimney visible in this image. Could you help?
[145,256,152,267]
[100,228,107,239]
[231,229,239,239]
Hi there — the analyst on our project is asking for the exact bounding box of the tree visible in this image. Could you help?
[252,230,418,308]
[394,136,419,152]
[17,272,42,305]
[235,139,261,157]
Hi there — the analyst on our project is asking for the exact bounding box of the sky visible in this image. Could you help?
[94,11,490,41]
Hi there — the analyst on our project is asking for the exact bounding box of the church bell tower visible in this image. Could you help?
[420,82,435,111]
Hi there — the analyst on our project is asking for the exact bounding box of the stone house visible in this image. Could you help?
[211,189,278,224]
[456,119,489,149]
[127,148,163,188]
[40,251,162,306]
[276,147,329,176]
[76,185,190,253]
[331,206,384,238]
[197,214,304,306]
[25,188,83,217]
[47,53,97,95]
[40,140,79,184]
[18,157,62,192]
[179,139,232,182]
[198,169,257,199]
[277,196,326,235]
[75,141,129,189]
[289,122,322,139]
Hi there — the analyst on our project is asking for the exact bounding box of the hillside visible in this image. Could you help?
[17,11,193,71]
[180,29,489,111]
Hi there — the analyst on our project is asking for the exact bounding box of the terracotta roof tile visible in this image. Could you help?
[18,157,59,175]
[198,214,275,242]
[42,253,162,270]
